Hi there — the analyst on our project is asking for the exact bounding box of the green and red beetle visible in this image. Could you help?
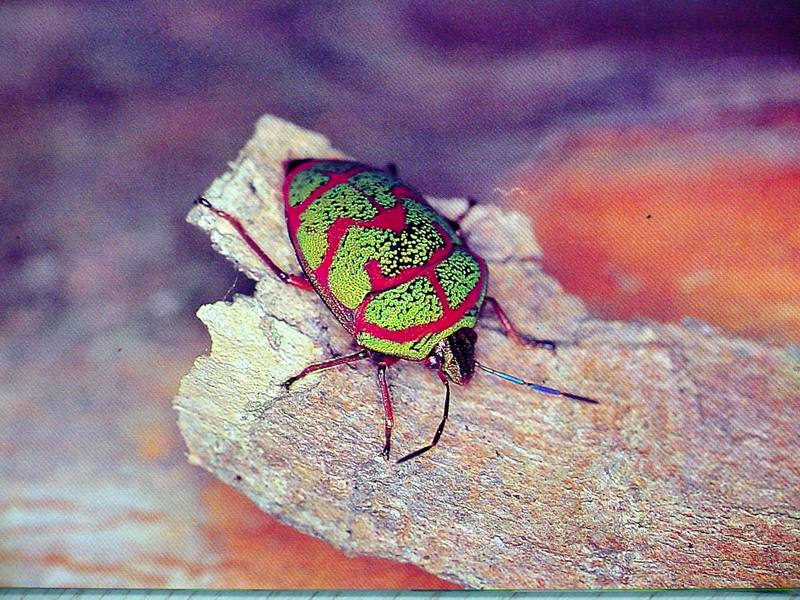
[197,158,596,463]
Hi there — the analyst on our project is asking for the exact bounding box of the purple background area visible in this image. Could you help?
[0,1,798,587]
[2,2,799,334]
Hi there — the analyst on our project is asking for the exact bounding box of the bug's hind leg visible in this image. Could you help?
[385,162,399,177]
[283,349,370,388]
[195,196,314,292]
[483,296,557,352]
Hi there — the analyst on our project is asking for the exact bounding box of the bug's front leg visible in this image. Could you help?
[376,361,395,460]
[483,296,556,352]
[195,197,314,292]
[285,351,396,461]
[283,349,371,388]
[396,373,450,464]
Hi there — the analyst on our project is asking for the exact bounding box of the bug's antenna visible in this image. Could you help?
[475,362,598,404]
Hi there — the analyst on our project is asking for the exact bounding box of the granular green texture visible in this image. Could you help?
[327,217,444,309]
[296,184,379,271]
[319,199,448,306]
[404,198,459,244]
[301,184,378,231]
[348,171,400,208]
[288,170,329,206]
[295,227,328,270]
[363,277,443,331]
[371,198,448,278]
[356,314,479,360]
[435,249,482,309]
[328,226,393,309]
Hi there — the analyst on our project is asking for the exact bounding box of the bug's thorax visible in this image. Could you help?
[428,328,477,385]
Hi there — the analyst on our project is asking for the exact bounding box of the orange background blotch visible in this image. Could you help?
[512,120,800,344]
[200,480,460,589]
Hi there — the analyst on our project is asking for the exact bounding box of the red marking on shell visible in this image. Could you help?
[359,223,457,292]
[309,205,406,289]
[281,159,364,213]
[353,256,488,345]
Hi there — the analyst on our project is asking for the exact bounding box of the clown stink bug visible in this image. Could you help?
[196,159,596,463]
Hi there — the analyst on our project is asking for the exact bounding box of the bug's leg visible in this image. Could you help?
[385,162,398,177]
[284,349,370,388]
[483,296,556,351]
[445,196,479,236]
[195,196,314,292]
[396,374,450,464]
[376,361,396,460]
[455,195,478,225]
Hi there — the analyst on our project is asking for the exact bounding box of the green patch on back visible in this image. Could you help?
[325,200,450,307]
[357,314,478,360]
[301,184,378,231]
[295,228,328,270]
[288,170,329,206]
[363,277,442,331]
[348,171,400,208]
[435,249,482,309]
[328,227,393,309]
[288,161,364,206]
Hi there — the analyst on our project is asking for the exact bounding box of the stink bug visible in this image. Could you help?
[196,158,596,463]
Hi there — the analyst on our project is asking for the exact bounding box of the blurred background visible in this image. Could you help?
[1,0,798,588]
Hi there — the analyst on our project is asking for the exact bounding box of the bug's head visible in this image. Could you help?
[432,328,477,385]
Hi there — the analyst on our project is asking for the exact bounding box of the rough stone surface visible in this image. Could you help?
[176,115,800,589]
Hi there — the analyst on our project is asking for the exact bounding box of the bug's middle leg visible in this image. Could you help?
[483,296,556,351]
[195,196,314,292]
